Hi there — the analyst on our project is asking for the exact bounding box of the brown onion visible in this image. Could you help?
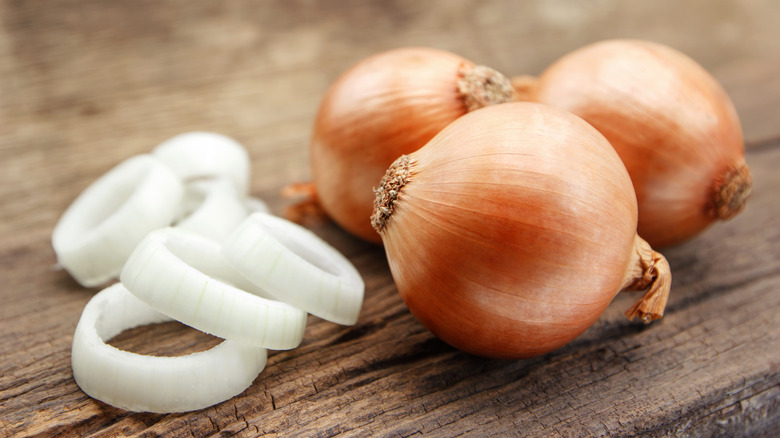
[372,102,671,359]
[514,39,751,248]
[309,47,515,243]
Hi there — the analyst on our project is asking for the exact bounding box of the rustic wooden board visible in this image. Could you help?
[1,1,779,437]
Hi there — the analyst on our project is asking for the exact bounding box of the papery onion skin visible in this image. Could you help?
[521,39,751,248]
[311,47,515,243]
[372,102,671,359]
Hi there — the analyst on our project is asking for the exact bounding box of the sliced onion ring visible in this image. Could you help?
[120,228,307,349]
[246,196,270,214]
[71,283,267,413]
[152,132,251,195]
[174,178,249,242]
[223,213,365,325]
[52,155,184,287]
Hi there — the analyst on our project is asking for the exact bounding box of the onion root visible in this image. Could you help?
[371,154,413,233]
[457,64,516,112]
[710,162,752,220]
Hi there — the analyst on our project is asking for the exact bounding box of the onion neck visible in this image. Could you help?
[510,75,539,102]
[709,161,752,220]
[620,234,672,323]
[371,155,413,234]
[456,65,516,112]
[281,182,329,226]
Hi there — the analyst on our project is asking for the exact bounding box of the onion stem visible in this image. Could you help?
[621,235,672,323]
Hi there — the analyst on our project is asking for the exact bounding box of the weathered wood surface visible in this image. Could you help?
[1,1,779,436]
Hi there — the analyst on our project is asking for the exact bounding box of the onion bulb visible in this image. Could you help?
[514,39,751,248]
[372,102,671,359]
[310,47,516,243]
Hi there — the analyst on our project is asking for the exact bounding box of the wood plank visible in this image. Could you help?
[718,56,780,145]
[2,143,778,437]
[1,1,779,436]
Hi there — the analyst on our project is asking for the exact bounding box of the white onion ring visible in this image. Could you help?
[223,213,365,325]
[52,155,184,287]
[245,196,270,214]
[120,228,307,349]
[71,283,267,413]
[174,178,249,242]
[152,132,251,195]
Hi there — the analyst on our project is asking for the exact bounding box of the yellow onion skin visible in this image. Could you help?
[311,47,513,243]
[527,39,750,249]
[372,103,670,359]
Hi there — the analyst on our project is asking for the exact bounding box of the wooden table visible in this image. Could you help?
[2,1,779,436]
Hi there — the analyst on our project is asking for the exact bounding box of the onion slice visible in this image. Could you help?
[152,132,251,195]
[71,283,267,413]
[174,178,250,242]
[120,228,307,349]
[223,213,365,325]
[246,196,270,214]
[52,155,184,287]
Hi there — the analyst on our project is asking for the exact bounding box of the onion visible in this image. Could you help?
[309,47,516,243]
[52,155,184,287]
[61,130,370,412]
[372,102,671,359]
[54,131,266,286]
[120,227,308,350]
[515,39,751,248]
[152,132,251,195]
[223,212,365,325]
[245,196,270,214]
[71,283,267,413]
[174,178,249,242]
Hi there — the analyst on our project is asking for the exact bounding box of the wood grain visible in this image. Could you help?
[1,1,779,437]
